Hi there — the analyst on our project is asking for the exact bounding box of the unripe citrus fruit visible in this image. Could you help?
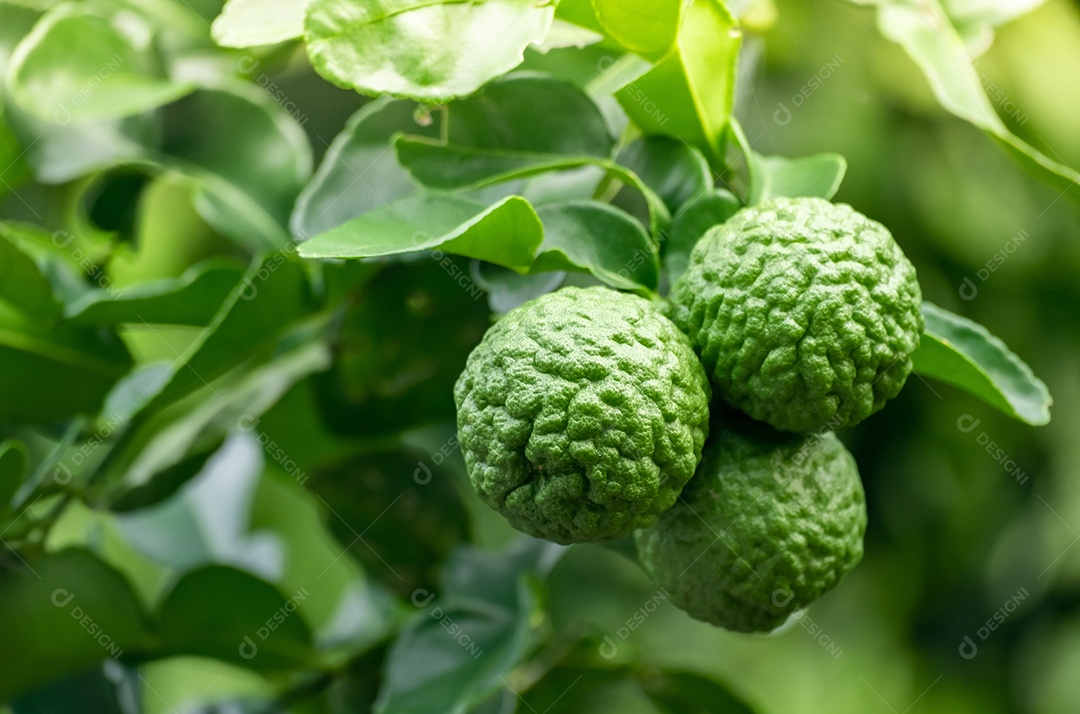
[635,422,866,632]
[454,286,711,544]
[669,197,923,433]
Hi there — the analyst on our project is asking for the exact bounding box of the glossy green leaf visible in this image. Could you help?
[304,0,556,101]
[520,47,628,108]
[163,85,313,250]
[615,0,741,163]
[375,539,562,714]
[6,5,194,122]
[186,176,295,253]
[0,549,155,702]
[139,255,318,416]
[616,136,712,213]
[65,259,245,326]
[116,0,219,52]
[724,116,754,197]
[593,0,684,59]
[532,19,604,53]
[249,466,400,656]
[0,222,97,308]
[297,194,543,270]
[158,565,315,670]
[871,0,1080,201]
[1,99,159,185]
[105,170,228,294]
[943,0,1046,29]
[412,72,614,154]
[100,362,173,428]
[116,431,277,575]
[103,338,330,508]
[638,669,757,714]
[376,584,535,714]
[554,0,606,35]
[0,438,28,509]
[291,98,442,240]
[439,538,565,607]
[663,188,741,286]
[398,143,670,235]
[933,0,1037,57]
[872,1,1002,127]
[114,417,397,658]
[914,302,1051,425]
[0,225,62,320]
[0,301,133,426]
[393,73,614,185]
[748,152,847,205]
[393,76,670,234]
[532,201,659,292]
[211,0,306,47]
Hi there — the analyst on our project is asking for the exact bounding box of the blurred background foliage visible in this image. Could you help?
[0,0,1078,712]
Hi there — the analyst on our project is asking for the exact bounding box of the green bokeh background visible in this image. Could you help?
[1,0,1079,712]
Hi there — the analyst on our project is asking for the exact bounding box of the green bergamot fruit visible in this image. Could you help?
[454,286,711,544]
[635,421,866,633]
[669,197,923,433]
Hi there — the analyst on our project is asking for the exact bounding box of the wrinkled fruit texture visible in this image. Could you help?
[455,287,711,544]
[635,425,866,632]
[670,197,924,433]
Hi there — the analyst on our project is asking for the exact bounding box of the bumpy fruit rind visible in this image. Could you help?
[454,286,711,544]
[635,424,866,633]
[669,197,924,433]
